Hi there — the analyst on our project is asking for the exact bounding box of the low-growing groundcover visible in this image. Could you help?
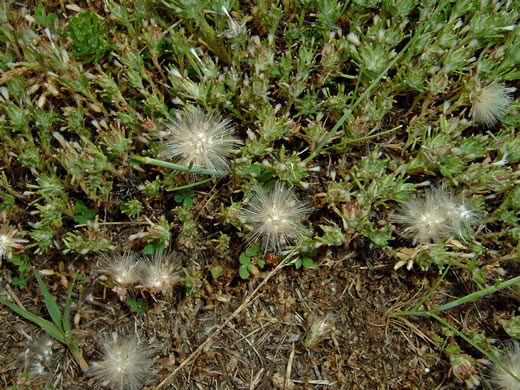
[0,0,519,388]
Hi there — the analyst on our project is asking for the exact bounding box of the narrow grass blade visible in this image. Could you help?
[33,268,63,331]
[430,275,520,314]
[0,297,65,343]
[63,274,77,341]
[167,177,215,191]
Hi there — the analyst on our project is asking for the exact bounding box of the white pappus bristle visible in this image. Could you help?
[490,342,520,390]
[242,182,311,254]
[137,251,183,295]
[159,107,241,174]
[87,332,157,390]
[472,83,512,127]
[392,185,479,244]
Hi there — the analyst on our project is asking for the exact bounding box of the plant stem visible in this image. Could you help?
[167,177,216,191]
[70,344,89,372]
[319,126,402,153]
[409,263,451,313]
[391,274,520,318]
[430,275,520,314]
[132,156,228,176]
[431,312,520,384]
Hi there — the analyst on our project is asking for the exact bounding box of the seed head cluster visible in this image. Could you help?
[242,182,311,254]
[99,251,182,298]
[392,185,478,244]
[489,342,520,390]
[87,332,157,390]
[159,107,241,174]
[471,83,512,127]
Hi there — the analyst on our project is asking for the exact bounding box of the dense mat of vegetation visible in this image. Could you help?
[0,0,519,388]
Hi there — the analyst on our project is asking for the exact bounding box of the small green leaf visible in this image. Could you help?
[249,164,262,176]
[34,3,56,28]
[211,266,224,280]
[33,269,63,331]
[73,200,96,224]
[500,316,520,339]
[239,253,250,265]
[245,243,260,257]
[302,257,313,268]
[239,265,250,279]
[175,189,195,207]
[143,240,165,254]
[143,243,155,254]
[12,277,27,288]
[127,298,148,314]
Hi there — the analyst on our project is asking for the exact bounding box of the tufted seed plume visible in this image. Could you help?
[0,225,27,262]
[136,251,183,295]
[87,332,157,390]
[471,83,512,127]
[392,185,478,244]
[304,313,336,349]
[98,252,140,300]
[489,342,520,390]
[23,334,61,384]
[444,194,480,239]
[241,182,311,254]
[158,107,241,174]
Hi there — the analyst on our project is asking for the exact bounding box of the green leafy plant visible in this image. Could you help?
[121,198,144,218]
[174,189,195,207]
[183,268,202,296]
[143,240,166,255]
[73,200,96,224]
[7,253,31,288]
[210,265,224,280]
[0,269,88,371]
[67,11,111,64]
[126,297,148,314]
[34,3,56,28]
[238,244,264,279]
[293,256,313,270]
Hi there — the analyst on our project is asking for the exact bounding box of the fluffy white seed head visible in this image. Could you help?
[98,252,141,300]
[490,342,520,390]
[23,335,60,382]
[137,251,183,294]
[87,332,157,390]
[242,182,311,253]
[99,252,140,286]
[471,83,512,127]
[159,107,241,174]
[392,185,478,244]
[445,197,479,239]
[0,225,26,261]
